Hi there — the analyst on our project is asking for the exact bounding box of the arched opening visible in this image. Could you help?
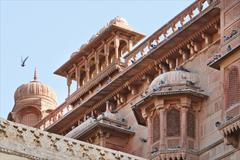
[18,107,42,126]
[108,41,115,64]
[118,40,128,58]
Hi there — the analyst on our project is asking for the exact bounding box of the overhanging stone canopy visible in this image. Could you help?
[66,110,134,140]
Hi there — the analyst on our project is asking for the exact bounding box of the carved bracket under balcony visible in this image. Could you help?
[217,114,240,149]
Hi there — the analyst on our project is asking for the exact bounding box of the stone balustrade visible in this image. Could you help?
[125,0,217,66]
[0,118,145,160]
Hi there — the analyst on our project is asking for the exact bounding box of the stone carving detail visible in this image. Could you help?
[187,111,195,138]
[167,108,180,137]
[0,118,145,160]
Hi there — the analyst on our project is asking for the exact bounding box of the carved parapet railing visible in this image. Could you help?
[217,114,240,149]
[35,102,73,129]
[0,118,145,160]
[125,0,219,66]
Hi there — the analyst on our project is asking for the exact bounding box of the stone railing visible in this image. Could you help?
[125,0,218,66]
[0,118,146,160]
[35,102,73,130]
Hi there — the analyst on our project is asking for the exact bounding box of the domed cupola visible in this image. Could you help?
[148,70,199,93]
[8,69,57,127]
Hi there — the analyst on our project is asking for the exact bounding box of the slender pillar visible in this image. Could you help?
[67,74,72,97]
[147,115,152,156]
[74,65,80,89]
[159,108,165,150]
[104,43,109,66]
[181,107,188,148]
[85,61,90,81]
[128,39,133,52]
[114,35,119,60]
[94,51,99,74]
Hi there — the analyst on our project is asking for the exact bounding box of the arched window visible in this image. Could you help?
[187,111,195,138]
[152,112,160,143]
[167,108,180,136]
[118,40,128,58]
[227,67,240,108]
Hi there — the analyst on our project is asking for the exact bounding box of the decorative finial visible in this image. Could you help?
[34,67,38,81]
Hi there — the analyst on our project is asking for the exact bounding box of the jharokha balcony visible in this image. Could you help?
[217,114,240,149]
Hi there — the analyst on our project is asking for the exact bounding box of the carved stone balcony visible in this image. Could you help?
[217,114,240,149]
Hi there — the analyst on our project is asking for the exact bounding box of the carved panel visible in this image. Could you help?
[167,108,180,137]
[152,112,160,143]
[187,111,195,138]
[225,60,240,108]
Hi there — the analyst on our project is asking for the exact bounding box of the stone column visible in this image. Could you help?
[155,98,165,150]
[74,65,80,89]
[114,35,120,60]
[181,107,188,148]
[159,108,165,150]
[67,74,72,97]
[85,61,90,81]
[147,115,153,156]
[128,39,133,52]
[104,43,109,66]
[95,52,100,74]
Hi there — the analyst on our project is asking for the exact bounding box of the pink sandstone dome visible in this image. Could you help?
[14,71,57,104]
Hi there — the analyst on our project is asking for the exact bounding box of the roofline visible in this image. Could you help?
[54,24,145,77]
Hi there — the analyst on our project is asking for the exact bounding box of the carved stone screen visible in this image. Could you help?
[152,112,160,143]
[226,65,240,108]
[187,111,195,138]
[167,108,180,137]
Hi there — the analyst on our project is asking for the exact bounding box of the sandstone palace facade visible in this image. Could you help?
[1,0,240,159]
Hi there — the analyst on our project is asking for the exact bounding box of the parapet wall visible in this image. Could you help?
[0,118,146,160]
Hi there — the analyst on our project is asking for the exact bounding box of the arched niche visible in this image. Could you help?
[118,39,128,58]
[17,106,42,126]
[108,41,115,63]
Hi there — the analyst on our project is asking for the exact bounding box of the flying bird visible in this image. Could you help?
[21,56,29,67]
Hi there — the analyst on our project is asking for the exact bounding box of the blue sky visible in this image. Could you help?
[0,0,194,118]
